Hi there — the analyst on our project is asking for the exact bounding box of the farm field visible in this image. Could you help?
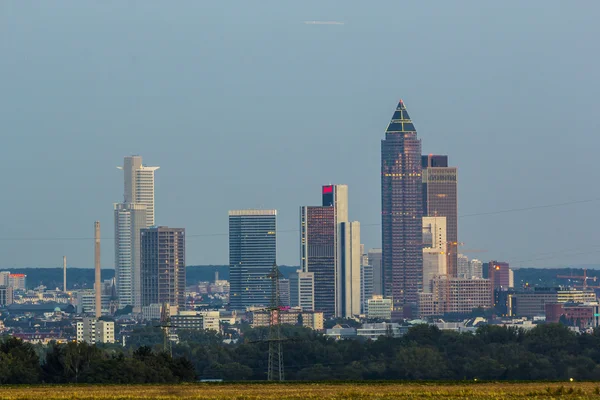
[0,382,598,400]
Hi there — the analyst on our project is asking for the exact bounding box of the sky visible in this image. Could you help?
[1,1,599,269]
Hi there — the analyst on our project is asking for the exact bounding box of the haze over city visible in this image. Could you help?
[1,1,599,269]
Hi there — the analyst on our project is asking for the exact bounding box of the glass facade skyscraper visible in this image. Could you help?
[228,210,277,310]
[381,99,423,312]
[300,205,336,317]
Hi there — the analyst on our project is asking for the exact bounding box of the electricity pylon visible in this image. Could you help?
[267,261,284,381]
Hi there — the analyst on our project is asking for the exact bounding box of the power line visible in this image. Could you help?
[0,197,597,242]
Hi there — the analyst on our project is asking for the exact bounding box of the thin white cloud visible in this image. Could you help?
[303,21,345,25]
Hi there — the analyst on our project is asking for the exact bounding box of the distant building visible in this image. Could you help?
[357,322,405,340]
[171,310,220,331]
[301,185,361,318]
[421,154,458,277]
[545,303,600,328]
[278,279,290,307]
[488,261,510,290]
[72,290,111,314]
[515,288,597,317]
[0,286,13,307]
[360,261,374,314]
[8,274,26,290]
[114,202,148,310]
[77,317,115,344]
[367,295,392,320]
[141,226,186,309]
[118,155,159,227]
[250,309,324,331]
[228,210,277,310]
[381,100,423,311]
[457,254,469,278]
[509,268,515,288]
[422,216,447,293]
[0,272,9,286]
[289,270,314,311]
[420,277,493,316]
[368,249,383,295]
[325,324,357,340]
[470,259,483,279]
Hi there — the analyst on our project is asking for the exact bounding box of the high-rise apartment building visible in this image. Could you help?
[422,154,458,277]
[422,216,447,293]
[289,270,315,311]
[228,210,277,310]
[301,185,360,318]
[118,155,159,227]
[381,100,423,311]
[368,249,383,296]
[114,203,147,309]
[140,227,186,309]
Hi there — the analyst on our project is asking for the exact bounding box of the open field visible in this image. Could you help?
[0,382,599,400]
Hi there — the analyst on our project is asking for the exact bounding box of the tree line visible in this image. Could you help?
[3,323,600,383]
[0,337,195,384]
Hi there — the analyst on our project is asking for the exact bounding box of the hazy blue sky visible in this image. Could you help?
[1,1,599,269]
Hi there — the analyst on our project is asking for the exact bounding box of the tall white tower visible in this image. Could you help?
[118,155,159,227]
[114,203,147,309]
[115,155,157,310]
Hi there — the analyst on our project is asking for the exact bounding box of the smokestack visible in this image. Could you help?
[215,270,219,282]
[95,221,101,318]
[63,256,67,292]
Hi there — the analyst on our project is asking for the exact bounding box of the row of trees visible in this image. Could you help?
[0,337,195,384]
[171,323,600,381]
[3,323,600,382]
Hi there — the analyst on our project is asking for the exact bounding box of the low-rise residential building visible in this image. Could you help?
[171,310,220,331]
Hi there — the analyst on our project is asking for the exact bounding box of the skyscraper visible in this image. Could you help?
[340,221,361,317]
[118,155,159,227]
[301,185,361,318]
[140,227,186,309]
[422,154,458,276]
[300,205,336,316]
[381,100,423,312]
[228,210,277,310]
[114,203,147,309]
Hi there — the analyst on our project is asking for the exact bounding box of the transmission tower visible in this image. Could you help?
[267,261,284,381]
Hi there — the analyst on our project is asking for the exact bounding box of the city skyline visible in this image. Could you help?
[1,2,600,269]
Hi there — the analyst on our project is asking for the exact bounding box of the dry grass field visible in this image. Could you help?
[0,382,598,400]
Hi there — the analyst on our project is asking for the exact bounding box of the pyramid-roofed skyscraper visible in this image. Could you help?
[381,99,423,315]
